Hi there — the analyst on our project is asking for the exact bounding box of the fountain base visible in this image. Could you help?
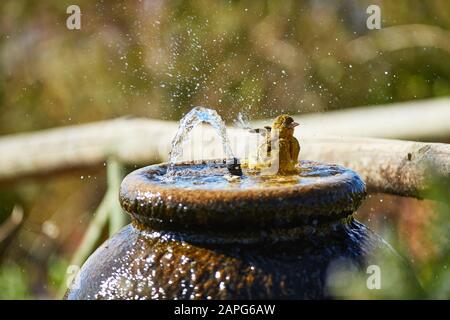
[66,217,414,299]
[65,160,421,299]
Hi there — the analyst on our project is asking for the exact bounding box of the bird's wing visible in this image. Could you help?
[290,137,300,161]
[278,138,292,161]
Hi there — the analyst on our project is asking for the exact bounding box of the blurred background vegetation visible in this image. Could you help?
[0,0,449,299]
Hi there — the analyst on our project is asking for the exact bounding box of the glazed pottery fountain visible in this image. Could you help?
[66,107,413,300]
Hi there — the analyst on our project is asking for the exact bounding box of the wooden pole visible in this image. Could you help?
[0,100,449,198]
[253,97,450,141]
[301,136,450,198]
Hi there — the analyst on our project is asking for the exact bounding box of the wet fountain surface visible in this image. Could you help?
[66,158,417,300]
[152,160,350,189]
[67,219,391,300]
[119,159,366,233]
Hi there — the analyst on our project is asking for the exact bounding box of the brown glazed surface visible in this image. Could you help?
[119,160,367,232]
[65,160,412,299]
[67,219,396,299]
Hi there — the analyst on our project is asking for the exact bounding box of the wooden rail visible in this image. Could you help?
[0,99,449,198]
[302,136,449,198]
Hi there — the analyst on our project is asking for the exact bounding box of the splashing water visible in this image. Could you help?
[233,112,251,130]
[166,106,235,176]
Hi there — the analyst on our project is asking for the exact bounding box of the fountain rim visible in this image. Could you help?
[119,159,367,232]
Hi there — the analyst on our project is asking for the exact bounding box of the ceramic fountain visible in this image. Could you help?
[66,107,417,299]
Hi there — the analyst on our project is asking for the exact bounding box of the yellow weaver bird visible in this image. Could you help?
[257,114,300,175]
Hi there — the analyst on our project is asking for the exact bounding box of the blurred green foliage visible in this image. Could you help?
[418,175,450,298]
[0,262,30,299]
[328,175,450,299]
[1,0,450,135]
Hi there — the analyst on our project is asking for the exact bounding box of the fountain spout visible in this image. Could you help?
[226,157,243,176]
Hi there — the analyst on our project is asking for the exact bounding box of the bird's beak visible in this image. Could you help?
[289,122,299,128]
